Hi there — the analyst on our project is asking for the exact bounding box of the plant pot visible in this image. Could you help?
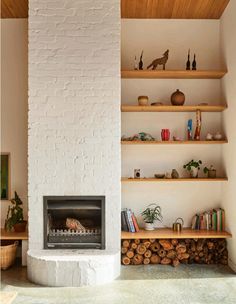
[13,221,27,233]
[208,169,216,178]
[144,222,155,231]
[190,167,198,178]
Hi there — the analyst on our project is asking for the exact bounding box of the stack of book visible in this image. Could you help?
[121,208,140,232]
[191,208,225,231]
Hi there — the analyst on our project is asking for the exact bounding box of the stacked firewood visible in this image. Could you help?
[121,238,228,266]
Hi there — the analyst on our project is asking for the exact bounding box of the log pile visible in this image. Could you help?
[121,238,228,266]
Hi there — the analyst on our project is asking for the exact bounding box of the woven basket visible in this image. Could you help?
[1,241,18,270]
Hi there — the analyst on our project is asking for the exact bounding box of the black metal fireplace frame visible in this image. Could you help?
[43,196,105,250]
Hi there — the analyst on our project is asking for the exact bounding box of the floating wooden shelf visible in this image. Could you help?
[0,228,28,240]
[121,228,232,239]
[121,70,227,79]
[121,140,228,145]
[121,105,227,112]
[121,177,228,182]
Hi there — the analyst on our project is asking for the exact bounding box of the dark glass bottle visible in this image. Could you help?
[192,54,197,70]
[186,49,190,70]
[139,50,143,70]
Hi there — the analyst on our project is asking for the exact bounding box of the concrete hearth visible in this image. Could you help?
[27,250,120,287]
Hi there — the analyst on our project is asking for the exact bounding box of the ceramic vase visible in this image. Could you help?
[190,167,198,178]
[171,89,185,106]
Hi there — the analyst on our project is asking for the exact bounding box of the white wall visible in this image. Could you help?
[221,0,236,270]
[121,19,225,228]
[28,0,121,251]
[1,19,28,227]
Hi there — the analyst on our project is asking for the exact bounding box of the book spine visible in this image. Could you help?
[221,209,225,231]
[124,210,131,232]
[212,210,217,231]
[217,209,222,232]
[132,214,140,232]
[121,211,129,232]
[191,215,196,230]
[127,210,135,232]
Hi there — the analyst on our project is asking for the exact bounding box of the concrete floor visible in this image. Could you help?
[1,262,236,304]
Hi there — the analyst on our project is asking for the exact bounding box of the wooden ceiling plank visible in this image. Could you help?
[1,0,28,18]
[121,0,230,19]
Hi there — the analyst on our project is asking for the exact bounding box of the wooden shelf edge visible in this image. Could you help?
[0,228,28,240]
[121,177,228,182]
[121,140,228,145]
[121,105,227,112]
[121,228,232,239]
[121,70,227,79]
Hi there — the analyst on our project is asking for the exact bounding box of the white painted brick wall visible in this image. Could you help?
[28,0,121,251]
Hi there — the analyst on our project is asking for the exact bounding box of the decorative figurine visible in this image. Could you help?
[194,110,201,140]
[206,133,213,140]
[171,169,179,179]
[134,56,138,70]
[192,53,197,70]
[121,132,155,142]
[187,119,193,140]
[139,50,144,70]
[171,89,185,106]
[186,49,191,70]
[147,49,169,70]
[173,136,181,141]
[213,132,223,140]
[134,169,141,179]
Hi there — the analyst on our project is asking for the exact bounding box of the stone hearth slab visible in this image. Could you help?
[27,250,120,287]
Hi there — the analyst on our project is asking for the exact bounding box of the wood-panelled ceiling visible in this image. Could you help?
[1,0,230,19]
[121,0,230,19]
[1,0,28,18]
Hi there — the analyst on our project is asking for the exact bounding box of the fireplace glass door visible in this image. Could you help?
[44,196,105,249]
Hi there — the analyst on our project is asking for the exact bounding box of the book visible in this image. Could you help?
[212,210,217,231]
[121,210,129,232]
[191,208,225,232]
[127,209,135,232]
[217,209,222,231]
[221,209,225,231]
[123,209,132,232]
[132,213,140,232]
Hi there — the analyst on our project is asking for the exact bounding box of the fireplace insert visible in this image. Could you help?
[44,196,105,249]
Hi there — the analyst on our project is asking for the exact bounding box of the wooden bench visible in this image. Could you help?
[1,228,28,266]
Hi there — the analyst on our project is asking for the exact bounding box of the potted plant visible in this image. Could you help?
[141,203,162,230]
[204,165,216,178]
[5,192,27,232]
[183,159,202,178]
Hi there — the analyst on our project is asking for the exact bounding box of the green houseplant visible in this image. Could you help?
[5,191,27,232]
[183,159,202,178]
[141,203,163,230]
[204,165,216,178]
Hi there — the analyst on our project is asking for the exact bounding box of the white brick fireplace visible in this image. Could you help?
[28,0,121,286]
